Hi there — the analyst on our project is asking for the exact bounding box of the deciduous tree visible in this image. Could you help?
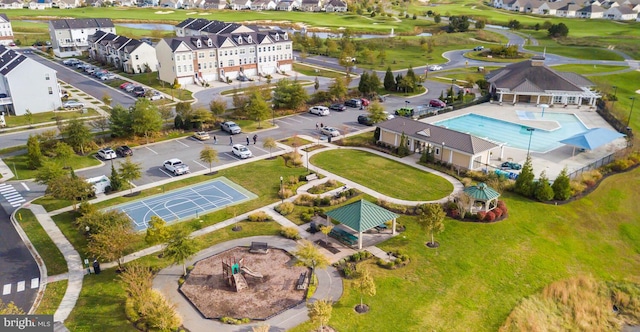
[35,161,66,186]
[26,134,43,169]
[164,229,199,276]
[109,105,132,138]
[355,266,376,310]
[130,99,162,144]
[416,203,446,246]
[61,118,92,155]
[328,77,348,101]
[246,88,271,129]
[293,240,329,282]
[86,214,135,270]
[263,137,277,158]
[367,101,387,124]
[53,142,75,168]
[145,216,170,245]
[307,299,332,331]
[118,157,142,193]
[209,98,227,121]
[47,169,93,210]
[199,146,219,173]
[0,299,24,314]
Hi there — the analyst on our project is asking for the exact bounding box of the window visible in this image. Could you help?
[209,62,213,68]
[284,33,288,40]
[277,45,281,50]
[567,96,577,104]
[188,54,192,60]
[189,65,192,71]
[240,49,245,54]
[199,52,205,58]
[178,66,181,73]
[220,61,223,67]
[248,36,252,43]
[183,65,187,72]
[198,63,201,70]
[45,73,50,80]
[182,55,186,61]
[228,60,234,66]
[234,50,237,55]
[435,147,441,155]
[275,34,279,41]
[238,37,242,45]
[48,87,53,95]
[250,48,254,53]
[135,55,139,60]
[224,51,228,56]
[286,44,291,49]
[209,51,215,57]
[553,95,563,103]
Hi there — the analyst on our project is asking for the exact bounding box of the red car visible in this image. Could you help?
[360,98,370,106]
[429,99,446,108]
[120,82,133,89]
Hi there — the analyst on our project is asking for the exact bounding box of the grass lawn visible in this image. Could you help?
[310,149,453,201]
[526,45,625,61]
[279,136,313,147]
[293,63,347,79]
[35,280,68,315]
[64,220,280,331]
[17,209,68,276]
[291,167,640,332]
[0,109,100,129]
[232,118,276,132]
[550,64,630,75]
[587,71,640,135]
[103,73,193,102]
[3,154,101,181]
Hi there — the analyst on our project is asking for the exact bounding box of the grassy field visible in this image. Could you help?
[64,220,280,331]
[525,45,625,61]
[310,149,453,201]
[550,64,630,75]
[0,109,100,129]
[291,166,640,332]
[293,63,347,79]
[35,280,68,315]
[17,209,68,276]
[3,154,102,181]
[587,71,640,135]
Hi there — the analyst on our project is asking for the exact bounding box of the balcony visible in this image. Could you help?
[0,96,13,105]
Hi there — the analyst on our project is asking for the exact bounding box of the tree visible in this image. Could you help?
[534,170,555,202]
[514,156,535,197]
[145,216,170,245]
[130,99,162,144]
[548,23,569,38]
[417,203,446,247]
[508,19,522,30]
[328,77,348,101]
[158,104,173,124]
[209,98,227,121]
[35,161,66,186]
[355,266,376,310]
[314,76,320,91]
[293,240,330,282]
[199,146,219,173]
[358,71,370,95]
[448,16,470,33]
[37,129,59,153]
[76,209,131,236]
[87,219,135,271]
[101,93,112,106]
[383,67,395,91]
[164,229,200,276]
[0,299,24,314]
[190,108,213,130]
[61,118,92,155]
[475,19,486,29]
[90,116,109,134]
[552,167,572,201]
[246,88,271,128]
[109,105,132,138]
[47,169,93,210]
[119,157,142,193]
[24,109,33,128]
[434,14,441,23]
[272,78,309,110]
[53,142,75,169]
[26,134,43,169]
[109,163,123,192]
[320,224,333,241]
[263,137,277,158]
[367,101,387,124]
[171,78,180,101]
[307,299,332,331]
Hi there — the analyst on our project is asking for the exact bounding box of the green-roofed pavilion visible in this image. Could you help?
[462,183,500,212]
[325,199,399,249]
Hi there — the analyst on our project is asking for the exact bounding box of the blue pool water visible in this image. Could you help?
[433,112,588,153]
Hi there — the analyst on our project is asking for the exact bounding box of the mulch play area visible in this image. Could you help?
[180,246,309,320]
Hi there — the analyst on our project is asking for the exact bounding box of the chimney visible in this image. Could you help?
[531,55,545,66]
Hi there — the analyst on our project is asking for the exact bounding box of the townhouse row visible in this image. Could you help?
[492,0,640,20]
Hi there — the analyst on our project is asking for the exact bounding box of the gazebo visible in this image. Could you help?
[462,183,500,213]
[325,199,399,250]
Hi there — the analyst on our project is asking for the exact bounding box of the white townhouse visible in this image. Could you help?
[29,0,52,9]
[157,19,293,86]
[55,0,81,8]
[88,31,158,74]
[325,0,347,11]
[276,0,295,10]
[0,14,14,46]
[0,45,62,115]
[0,0,24,9]
[202,0,226,9]
[229,0,250,9]
[576,5,605,17]
[604,5,638,19]
[49,18,115,57]
[300,0,322,11]
[250,0,276,10]
[556,3,581,16]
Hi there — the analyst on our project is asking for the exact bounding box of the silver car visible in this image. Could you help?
[62,100,84,109]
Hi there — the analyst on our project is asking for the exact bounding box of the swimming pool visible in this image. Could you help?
[433,112,588,153]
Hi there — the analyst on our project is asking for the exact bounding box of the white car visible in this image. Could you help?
[427,64,443,71]
[97,148,117,160]
[309,106,330,116]
[100,73,116,80]
[320,126,340,137]
[148,90,164,101]
[232,144,253,159]
[62,100,84,109]
[383,111,395,120]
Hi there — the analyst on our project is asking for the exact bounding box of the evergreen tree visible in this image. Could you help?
[395,74,403,92]
[552,167,572,200]
[26,134,43,169]
[358,71,369,95]
[405,65,417,90]
[109,105,132,138]
[110,164,123,192]
[398,132,410,156]
[534,171,555,201]
[174,114,184,130]
[514,156,535,197]
[383,67,395,91]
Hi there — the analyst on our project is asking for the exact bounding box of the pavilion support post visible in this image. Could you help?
[392,218,397,235]
[326,216,331,226]
[358,232,363,250]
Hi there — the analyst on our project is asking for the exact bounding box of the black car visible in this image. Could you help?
[357,114,373,126]
[329,103,346,112]
[132,86,146,97]
[116,145,133,157]
[344,99,362,108]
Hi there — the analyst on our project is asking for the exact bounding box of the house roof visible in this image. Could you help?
[326,0,346,6]
[577,4,605,12]
[463,183,500,201]
[486,57,592,92]
[377,117,499,155]
[0,14,9,22]
[325,199,398,232]
[559,127,625,150]
[50,18,114,30]
[0,45,28,75]
[557,3,582,10]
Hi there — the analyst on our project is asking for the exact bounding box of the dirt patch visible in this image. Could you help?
[180,246,309,320]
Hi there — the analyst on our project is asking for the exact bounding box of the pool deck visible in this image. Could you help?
[422,103,629,179]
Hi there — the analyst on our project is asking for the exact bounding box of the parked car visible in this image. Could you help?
[221,121,241,134]
[120,82,133,89]
[100,73,116,80]
[501,161,522,170]
[429,99,447,108]
[125,84,139,93]
[320,126,340,137]
[84,66,97,75]
[357,115,373,126]
[97,148,117,160]
[309,106,330,116]
[360,98,370,106]
[329,103,346,112]
[62,100,84,109]
[62,59,79,66]
[132,86,146,97]
[427,64,443,71]
[93,70,108,77]
[193,131,210,141]
[383,111,395,120]
[473,46,485,51]
[232,144,253,159]
[395,107,414,117]
[163,159,189,176]
[148,90,163,101]
[344,98,362,108]
[115,145,133,157]
[74,62,87,69]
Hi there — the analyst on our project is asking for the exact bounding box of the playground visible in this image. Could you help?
[179,246,309,320]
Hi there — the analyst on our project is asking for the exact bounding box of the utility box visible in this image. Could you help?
[86,175,111,195]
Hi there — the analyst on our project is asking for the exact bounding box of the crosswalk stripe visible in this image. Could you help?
[5,193,21,200]
[10,201,25,207]
[7,196,23,202]
[0,183,9,188]
[2,284,10,295]
[0,187,15,194]
[16,281,25,292]
[31,278,39,289]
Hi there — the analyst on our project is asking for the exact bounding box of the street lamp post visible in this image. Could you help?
[539,103,549,118]
[271,104,275,126]
[279,176,284,203]
[627,97,636,127]
[612,86,618,110]
[526,127,535,157]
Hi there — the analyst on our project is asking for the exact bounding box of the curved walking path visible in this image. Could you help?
[153,236,343,332]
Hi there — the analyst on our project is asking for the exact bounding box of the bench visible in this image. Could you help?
[374,224,388,233]
[249,242,269,254]
[296,271,308,290]
[305,173,318,181]
[315,239,341,254]
[329,228,358,246]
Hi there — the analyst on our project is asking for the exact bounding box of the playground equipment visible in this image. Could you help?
[222,257,262,292]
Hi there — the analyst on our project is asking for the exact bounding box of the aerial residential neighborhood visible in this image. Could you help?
[0,3,638,332]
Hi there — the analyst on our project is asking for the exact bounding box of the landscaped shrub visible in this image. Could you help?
[247,211,271,222]
[288,175,299,186]
[376,250,410,269]
[493,207,503,218]
[477,211,487,221]
[485,211,496,222]
[349,251,373,262]
[609,158,632,172]
[283,151,303,167]
[300,207,325,222]
[280,226,301,240]
[220,317,251,325]
[569,180,587,196]
[497,200,507,213]
[377,199,407,214]
[275,202,294,216]
[308,179,340,194]
[461,177,472,187]
[449,209,460,218]
[330,196,347,205]
[336,188,359,199]
[279,188,293,199]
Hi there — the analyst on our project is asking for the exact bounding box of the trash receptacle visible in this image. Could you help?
[93,260,101,274]
[328,135,332,143]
